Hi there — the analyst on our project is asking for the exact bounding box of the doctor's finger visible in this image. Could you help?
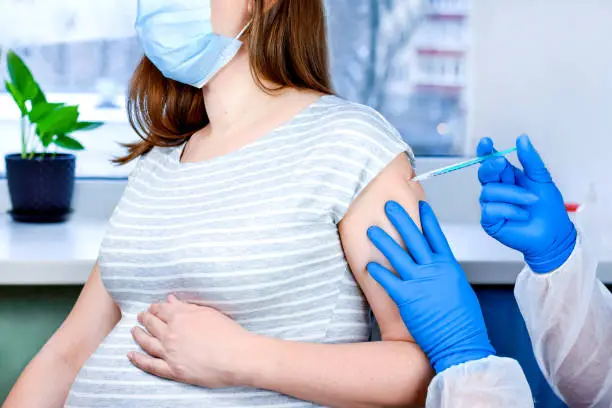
[368,226,415,280]
[368,262,407,302]
[481,202,531,225]
[478,157,515,185]
[419,202,453,256]
[480,183,540,206]
[477,137,497,157]
[385,201,434,265]
[516,135,553,183]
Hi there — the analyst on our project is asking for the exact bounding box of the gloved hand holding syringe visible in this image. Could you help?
[412,147,518,182]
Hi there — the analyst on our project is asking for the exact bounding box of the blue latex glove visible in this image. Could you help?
[478,135,577,273]
[367,201,495,374]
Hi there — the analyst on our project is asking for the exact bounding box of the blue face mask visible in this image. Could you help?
[135,0,250,88]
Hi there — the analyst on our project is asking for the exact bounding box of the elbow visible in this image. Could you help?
[375,325,432,406]
[378,341,434,408]
[391,361,433,407]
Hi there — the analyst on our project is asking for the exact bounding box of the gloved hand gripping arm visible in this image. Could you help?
[368,201,532,407]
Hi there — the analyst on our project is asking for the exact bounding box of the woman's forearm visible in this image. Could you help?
[4,264,120,408]
[239,337,433,408]
[3,347,80,408]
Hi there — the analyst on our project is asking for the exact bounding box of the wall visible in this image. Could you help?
[0,286,81,399]
[431,0,612,223]
[3,1,611,225]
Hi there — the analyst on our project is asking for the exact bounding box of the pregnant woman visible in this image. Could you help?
[4,1,432,407]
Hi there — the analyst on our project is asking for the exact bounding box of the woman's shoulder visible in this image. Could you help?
[317,95,395,127]
[312,95,414,163]
[124,144,178,178]
[138,144,179,164]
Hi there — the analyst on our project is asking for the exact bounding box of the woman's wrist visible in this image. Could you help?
[232,333,281,388]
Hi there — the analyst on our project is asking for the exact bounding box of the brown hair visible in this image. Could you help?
[116,0,333,164]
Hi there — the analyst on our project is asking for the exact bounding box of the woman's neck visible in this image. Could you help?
[202,50,277,133]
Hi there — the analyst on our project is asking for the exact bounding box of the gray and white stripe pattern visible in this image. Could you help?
[65,95,413,407]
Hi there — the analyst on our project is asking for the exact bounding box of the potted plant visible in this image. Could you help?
[3,49,103,223]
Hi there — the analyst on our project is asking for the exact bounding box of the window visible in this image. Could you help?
[0,0,471,178]
[0,1,140,178]
[0,39,142,177]
[327,0,471,156]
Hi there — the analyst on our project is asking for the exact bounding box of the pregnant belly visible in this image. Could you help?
[65,316,316,408]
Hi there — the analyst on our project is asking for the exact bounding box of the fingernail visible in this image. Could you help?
[493,157,506,168]
[518,134,531,146]
[385,201,399,214]
[527,193,540,203]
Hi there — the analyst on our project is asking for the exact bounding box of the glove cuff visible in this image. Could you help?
[525,222,577,273]
[432,344,496,374]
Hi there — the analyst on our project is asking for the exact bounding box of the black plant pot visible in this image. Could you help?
[5,153,76,223]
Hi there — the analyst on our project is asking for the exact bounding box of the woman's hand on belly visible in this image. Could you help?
[128,295,432,407]
[129,295,259,388]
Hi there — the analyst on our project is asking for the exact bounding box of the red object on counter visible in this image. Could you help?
[565,203,580,213]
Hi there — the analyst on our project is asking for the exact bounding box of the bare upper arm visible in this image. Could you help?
[339,153,425,341]
[45,262,121,367]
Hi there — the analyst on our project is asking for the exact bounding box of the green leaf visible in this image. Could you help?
[36,105,79,135]
[32,82,47,105]
[54,135,84,151]
[29,102,64,123]
[40,132,55,148]
[71,121,104,132]
[5,80,27,116]
[7,50,38,101]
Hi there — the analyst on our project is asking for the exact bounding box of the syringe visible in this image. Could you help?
[412,147,518,182]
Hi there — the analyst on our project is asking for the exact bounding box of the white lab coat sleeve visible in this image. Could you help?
[515,233,612,406]
[425,356,534,408]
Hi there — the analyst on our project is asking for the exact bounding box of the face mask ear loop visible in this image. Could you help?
[236,20,252,41]
[195,21,253,88]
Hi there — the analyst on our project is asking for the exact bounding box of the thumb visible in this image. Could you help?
[516,135,552,183]
[477,137,496,157]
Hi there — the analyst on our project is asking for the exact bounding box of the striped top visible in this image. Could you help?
[66,95,413,407]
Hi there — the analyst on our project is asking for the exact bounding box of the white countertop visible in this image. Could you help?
[2,214,611,285]
[0,215,107,285]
